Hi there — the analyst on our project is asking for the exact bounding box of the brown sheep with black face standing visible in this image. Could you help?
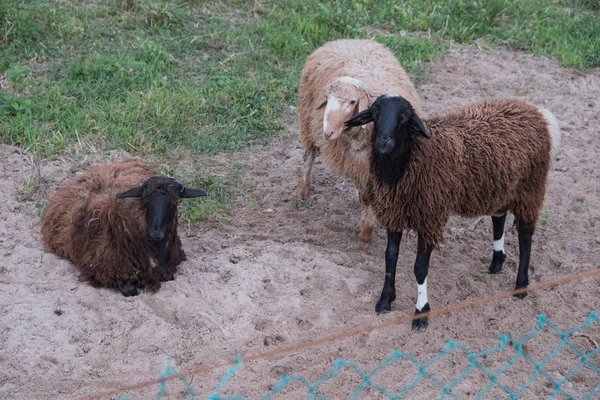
[41,159,206,296]
[346,95,562,331]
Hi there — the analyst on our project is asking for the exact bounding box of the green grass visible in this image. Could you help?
[1,0,598,158]
[156,161,240,224]
[541,213,552,226]
[1,0,598,220]
[181,171,237,224]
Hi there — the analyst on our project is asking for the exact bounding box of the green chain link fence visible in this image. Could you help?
[121,312,599,400]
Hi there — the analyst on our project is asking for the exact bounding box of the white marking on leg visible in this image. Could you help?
[416,278,428,312]
[493,232,505,254]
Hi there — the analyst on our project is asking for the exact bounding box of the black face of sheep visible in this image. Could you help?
[116,177,206,241]
[344,95,429,154]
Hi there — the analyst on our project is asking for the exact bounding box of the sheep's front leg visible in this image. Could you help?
[412,233,433,331]
[157,234,168,267]
[514,227,533,299]
[155,234,174,282]
[298,148,316,198]
[376,230,402,314]
[119,283,139,297]
[489,210,507,274]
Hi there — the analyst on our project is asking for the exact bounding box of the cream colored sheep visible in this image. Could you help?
[297,39,422,244]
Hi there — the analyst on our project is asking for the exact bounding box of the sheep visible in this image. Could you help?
[297,39,422,244]
[345,95,562,331]
[40,159,206,296]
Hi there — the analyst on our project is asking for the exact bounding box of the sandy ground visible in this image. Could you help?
[1,48,599,400]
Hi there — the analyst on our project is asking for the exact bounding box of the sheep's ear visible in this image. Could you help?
[344,109,373,127]
[358,93,371,113]
[316,99,327,110]
[116,186,144,198]
[410,114,429,139]
[180,188,207,198]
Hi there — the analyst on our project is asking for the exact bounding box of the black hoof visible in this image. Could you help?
[412,317,428,331]
[513,290,528,299]
[412,303,430,332]
[488,250,506,274]
[513,283,529,299]
[157,267,175,282]
[119,283,139,297]
[375,295,395,315]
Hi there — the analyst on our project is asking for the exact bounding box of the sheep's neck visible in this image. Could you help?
[372,132,413,186]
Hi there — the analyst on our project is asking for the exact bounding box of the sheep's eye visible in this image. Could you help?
[349,100,357,105]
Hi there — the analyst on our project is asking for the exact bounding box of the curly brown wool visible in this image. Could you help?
[40,160,197,296]
[345,96,561,328]
[368,99,558,247]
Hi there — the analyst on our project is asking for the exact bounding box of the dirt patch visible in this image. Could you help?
[1,49,599,399]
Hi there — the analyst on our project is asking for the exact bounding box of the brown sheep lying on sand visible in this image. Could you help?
[41,159,206,296]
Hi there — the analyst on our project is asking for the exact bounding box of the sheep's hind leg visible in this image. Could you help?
[119,282,139,297]
[358,206,375,245]
[412,233,433,331]
[298,148,316,198]
[489,210,507,274]
[376,230,402,314]
[514,226,534,299]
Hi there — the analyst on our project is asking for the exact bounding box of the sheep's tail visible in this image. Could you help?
[538,107,562,163]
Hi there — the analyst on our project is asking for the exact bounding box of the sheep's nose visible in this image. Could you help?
[378,137,394,146]
[376,137,395,154]
[149,228,164,241]
[323,131,334,140]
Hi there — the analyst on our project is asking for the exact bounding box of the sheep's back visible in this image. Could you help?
[41,160,155,267]
[435,100,552,214]
[423,100,551,211]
